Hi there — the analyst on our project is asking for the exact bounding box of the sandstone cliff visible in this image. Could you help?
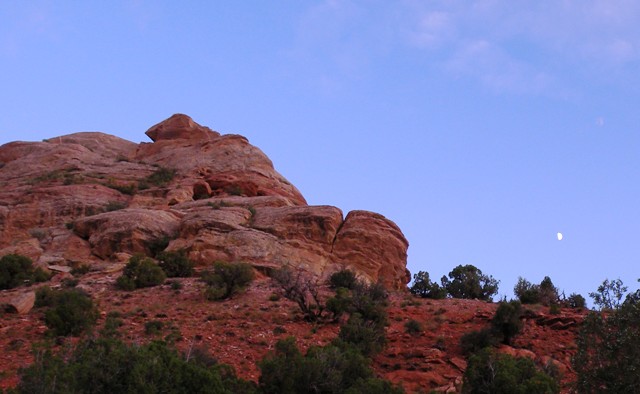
[0,114,410,289]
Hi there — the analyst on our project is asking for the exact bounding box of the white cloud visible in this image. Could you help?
[401,0,640,94]
[446,39,553,94]
[408,11,452,48]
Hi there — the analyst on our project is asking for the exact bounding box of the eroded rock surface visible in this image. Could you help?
[0,114,410,289]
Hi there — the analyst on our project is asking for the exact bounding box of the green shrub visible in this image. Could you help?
[207,200,230,210]
[463,348,559,394]
[441,264,499,301]
[410,270,447,299]
[105,201,127,212]
[71,264,91,277]
[144,320,164,335]
[589,278,627,310]
[271,265,325,321]
[0,254,48,290]
[116,255,166,290]
[460,301,523,354]
[404,319,422,336]
[147,235,172,257]
[32,267,51,283]
[115,275,136,291]
[61,277,79,288]
[460,328,498,355]
[335,313,386,357]
[268,293,280,302]
[513,277,540,304]
[227,185,243,196]
[17,338,254,394]
[43,289,99,337]
[202,261,254,300]
[140,167,176,188]
[106,181,137,196]
[258,337,402,394]
[564,293,586,309]
[326,287,353,319]
[157,250,194,278]
[34,286,57,308]
[491,300,523,345]
[514,276,559,306]
[101,312,124,338]
[573,280,640,393]
[329,269,358,290]
[538,277,560,305]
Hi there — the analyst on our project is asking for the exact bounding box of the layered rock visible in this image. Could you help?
[0,114,410,289]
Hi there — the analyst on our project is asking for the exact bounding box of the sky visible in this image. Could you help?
[1,1,639,302]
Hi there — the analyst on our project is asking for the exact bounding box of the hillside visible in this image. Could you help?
[0,115,584,393]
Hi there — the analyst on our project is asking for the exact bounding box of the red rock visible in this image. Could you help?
[6,291,35,314]
[145,114,220,142]
[332,210,410,289]
[73,209,181,259]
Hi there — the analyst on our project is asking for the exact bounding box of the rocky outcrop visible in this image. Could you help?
[0,114,410,289]
[145,113,220,142]
[73,209,182,259]
[333,211,411,289]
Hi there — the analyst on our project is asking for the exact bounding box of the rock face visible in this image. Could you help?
[0,114,410,289]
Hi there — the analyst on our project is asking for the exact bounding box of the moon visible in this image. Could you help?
[557,232,563,241]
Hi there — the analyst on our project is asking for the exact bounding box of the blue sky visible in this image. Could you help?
[1,1,639,301]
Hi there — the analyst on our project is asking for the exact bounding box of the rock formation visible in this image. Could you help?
[0,114,409,289]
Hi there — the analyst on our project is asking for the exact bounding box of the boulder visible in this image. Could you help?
[332,210,410,289]
[145,113,220,142]
[6,291,36,314]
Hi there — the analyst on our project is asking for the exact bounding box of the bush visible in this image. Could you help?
[258,337,403,394]
[513,277,540,304]
[105,201,127,211]
[336,313,387,356]
[463,348,559,394]
[17,338,253,394]
[147,235,171,257]
[460,328,498,355]
[34,286,57,308]
[0,254,49,290]
[410,271,447,299]
[71,264,91,277]
[441,264,499,301]
[43,289,99,337]
[329,269,358,290]
[460,301,523,354]
[202,261,254,300]
[514,276,559,306]
[538,277,559,305]
[271,265,325,321]
[328,279,387,319]
[61,277,79,288]
[589,278,627,310]
[404,319,422,336]
[491,300,523,345]
[326,287,353,319]
[139,167,176,189]
[157,250,194,278]
[564,293,586,309]
[144,320,164,335]
[101,312,124,338]
[573,280,640,393]
[116,255,166,290]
